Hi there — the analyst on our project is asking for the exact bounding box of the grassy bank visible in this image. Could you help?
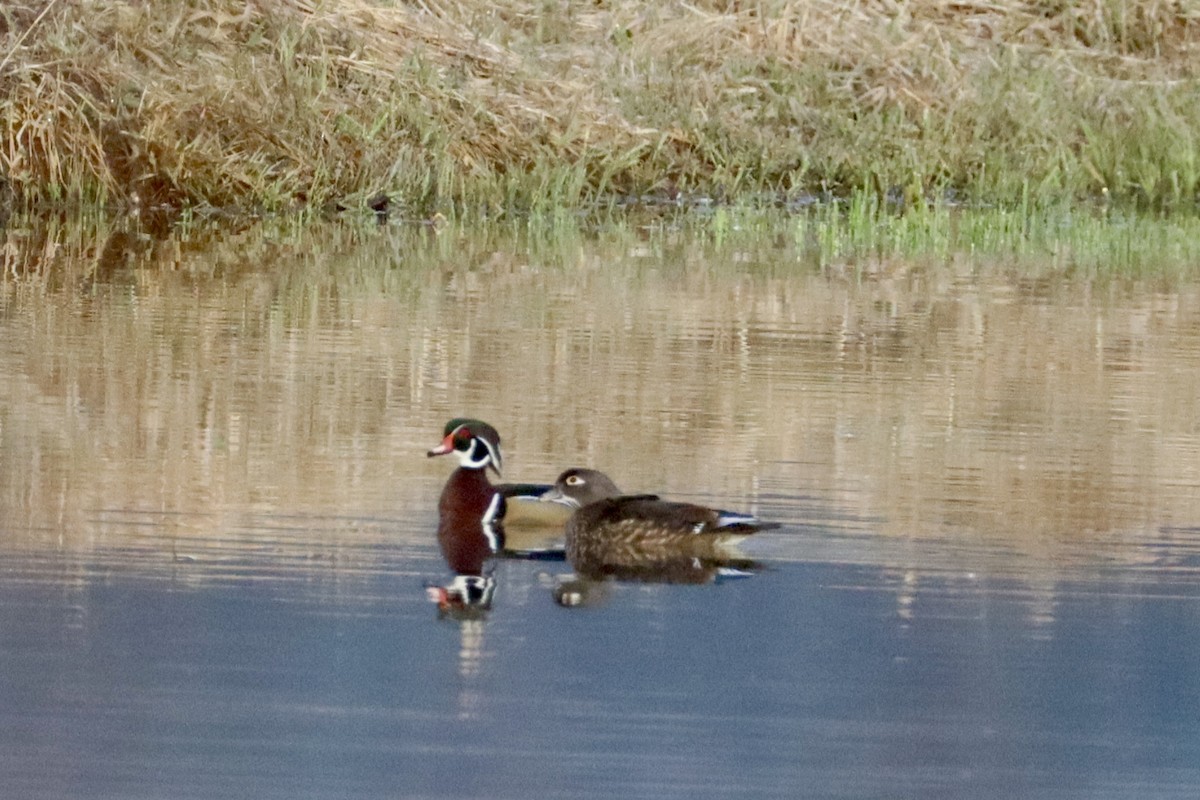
[1,0,1198,214]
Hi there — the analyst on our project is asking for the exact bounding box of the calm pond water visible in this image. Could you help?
[2,214,1200,799]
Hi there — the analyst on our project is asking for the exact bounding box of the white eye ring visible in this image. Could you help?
[566,475,584,486]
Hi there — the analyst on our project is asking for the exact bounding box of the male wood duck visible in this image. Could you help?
[540,467,778,578]
[427,418,570,562]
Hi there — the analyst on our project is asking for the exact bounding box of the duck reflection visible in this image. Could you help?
[541,468,776,607]
[423,560,495,719]
[428,513,571,617]
[423,460,503,715]
[426,573,496,618]
[426,497,502,619]
[553,550,762,607]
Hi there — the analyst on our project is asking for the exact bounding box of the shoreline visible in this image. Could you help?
[2,0,1198,214]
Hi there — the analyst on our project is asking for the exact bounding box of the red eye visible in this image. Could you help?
[454,428,472,445]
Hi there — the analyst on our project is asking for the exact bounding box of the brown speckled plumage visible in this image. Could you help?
[541,468,779,575]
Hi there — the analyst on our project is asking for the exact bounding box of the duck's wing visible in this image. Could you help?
[596,496,778,535]
[706,510,781,534]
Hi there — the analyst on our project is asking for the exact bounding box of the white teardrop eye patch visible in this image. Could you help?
[565,475,584,486]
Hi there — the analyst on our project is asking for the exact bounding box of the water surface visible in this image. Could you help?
[2,215,1200,798]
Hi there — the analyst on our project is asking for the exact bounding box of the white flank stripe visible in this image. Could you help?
[481,493,503,552]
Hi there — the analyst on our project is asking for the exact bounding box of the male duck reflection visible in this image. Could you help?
[425,573,496,619]
[540,467,778,597]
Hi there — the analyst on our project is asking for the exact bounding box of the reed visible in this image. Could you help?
[1,0,1198,214]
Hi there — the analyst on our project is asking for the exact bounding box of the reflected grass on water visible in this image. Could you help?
[796,198,1200,278]
[2,208,1200,571]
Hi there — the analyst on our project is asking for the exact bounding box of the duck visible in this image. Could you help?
[427,418,570,562]
[540,467,778,578]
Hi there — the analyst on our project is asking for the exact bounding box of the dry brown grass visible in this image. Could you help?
[1,0,1198,212]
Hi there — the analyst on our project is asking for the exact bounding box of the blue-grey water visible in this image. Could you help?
[3,216,1200,798]
[6,530,1200,800]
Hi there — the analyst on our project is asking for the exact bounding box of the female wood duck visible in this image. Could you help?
[540,467,779,574]
[427,418,570,563]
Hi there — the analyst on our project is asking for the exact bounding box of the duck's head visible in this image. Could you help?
[540,467,622,509]
[427,418,503,476]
